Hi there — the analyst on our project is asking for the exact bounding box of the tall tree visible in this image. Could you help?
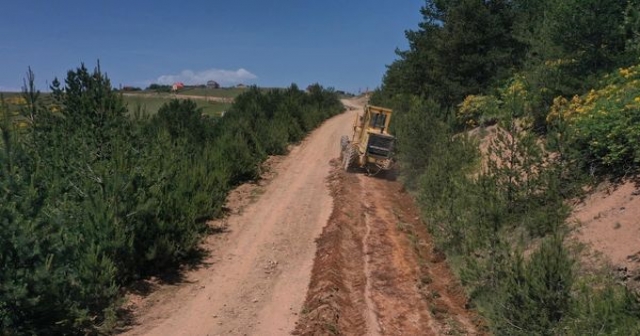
[548,0,629,73]
[381,0,525,108]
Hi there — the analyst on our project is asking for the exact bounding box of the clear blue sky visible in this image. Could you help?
[0,1,424,93]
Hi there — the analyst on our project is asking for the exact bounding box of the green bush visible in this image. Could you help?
[456,94,501,128]
[493,236,573,335]
[376,91,604,335]
[0,65,342,334]
[372,0,640,333]
[562,283,640,335]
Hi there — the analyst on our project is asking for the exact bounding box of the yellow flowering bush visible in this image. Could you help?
[456,75,533,129]
[549,64,640,175]
[499,75,532,118]
[1,95,26,117]
[501,75,528,101]
[7,96,27,106]
[543,58,577,68]
[456,94,500,128]
[547,93,597,123]
[50,104,61,113]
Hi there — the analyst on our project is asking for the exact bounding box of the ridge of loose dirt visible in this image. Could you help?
[293,162,483,335]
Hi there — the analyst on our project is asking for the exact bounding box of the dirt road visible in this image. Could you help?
[123,98,479,335]
[123,101,356,336]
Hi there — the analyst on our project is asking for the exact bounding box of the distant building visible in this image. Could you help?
[172,82,184,91]
[236,83,246,89]
[207,80,220,89]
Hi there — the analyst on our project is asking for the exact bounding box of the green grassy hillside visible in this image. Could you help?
[122,95,231,116]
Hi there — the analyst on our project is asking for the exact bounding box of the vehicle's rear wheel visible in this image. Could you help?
[366,163,383,176]
[343,146,355,171]
[339,135,349,159]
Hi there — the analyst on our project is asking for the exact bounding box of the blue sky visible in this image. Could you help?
[0,1,424,93]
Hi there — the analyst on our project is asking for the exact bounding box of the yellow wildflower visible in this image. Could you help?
[7,96,27,106]
[585,89,598,104]
[620,67,632,78]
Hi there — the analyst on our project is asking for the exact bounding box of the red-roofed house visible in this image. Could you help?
[172,82,184,91]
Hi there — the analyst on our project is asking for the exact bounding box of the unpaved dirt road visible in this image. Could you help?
[122,98,479,335]
[123,101,356,336]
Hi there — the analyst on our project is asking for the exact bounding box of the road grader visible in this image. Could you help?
[340,104,395,175]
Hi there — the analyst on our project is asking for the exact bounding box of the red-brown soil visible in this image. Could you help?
[293,163,483,335]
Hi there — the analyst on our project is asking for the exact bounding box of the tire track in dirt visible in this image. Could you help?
[294,163,483,335]
[362,175,482,335]
[362,191,383,336]
[360,180,433,335]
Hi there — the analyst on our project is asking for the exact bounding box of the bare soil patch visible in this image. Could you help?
[572,178,640,292]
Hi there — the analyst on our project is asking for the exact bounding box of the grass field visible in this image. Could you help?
[1,92,29,115]
[123,95,231,116]
[3,86,287,118]
[176,87,249,98]
[131,86,279,99]
[2,92,232,117]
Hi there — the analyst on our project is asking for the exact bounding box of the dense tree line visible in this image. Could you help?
[146,83,172,92]
[373,0,640,334]
[0,64,342,334]
[380,0,639,124]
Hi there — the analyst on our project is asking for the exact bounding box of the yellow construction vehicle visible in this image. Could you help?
[340,104,395,174]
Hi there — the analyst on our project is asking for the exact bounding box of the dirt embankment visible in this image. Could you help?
[572,179,640,291]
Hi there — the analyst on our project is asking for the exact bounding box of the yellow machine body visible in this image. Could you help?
[341,104,395,173]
